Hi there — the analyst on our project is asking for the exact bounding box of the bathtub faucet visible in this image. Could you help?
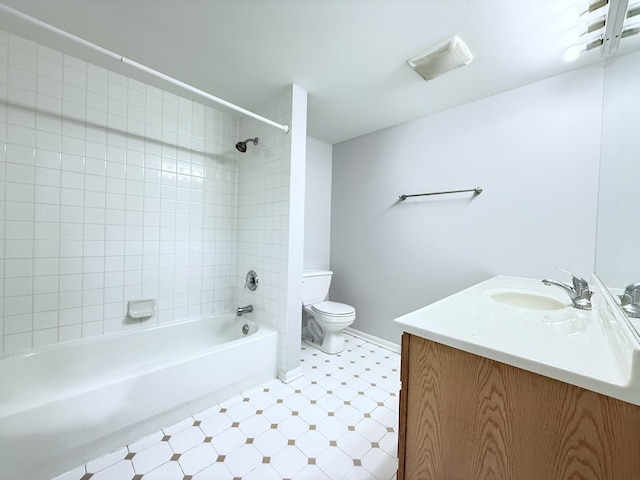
[236,304,253,316]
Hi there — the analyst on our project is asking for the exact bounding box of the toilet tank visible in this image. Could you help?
[302,270,333,305]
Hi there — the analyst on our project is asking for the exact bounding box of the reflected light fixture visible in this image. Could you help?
[563,0,640,60]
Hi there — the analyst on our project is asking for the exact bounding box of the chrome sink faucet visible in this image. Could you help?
[542,268,593,310]
[620,282,640,318]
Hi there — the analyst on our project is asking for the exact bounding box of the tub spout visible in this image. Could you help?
[236,304,253,316]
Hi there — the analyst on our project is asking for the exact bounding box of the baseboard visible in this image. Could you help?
[279,366,303,383]
[345,327,401,353]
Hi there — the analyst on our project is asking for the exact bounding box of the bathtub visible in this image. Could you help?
[0,313,278,480]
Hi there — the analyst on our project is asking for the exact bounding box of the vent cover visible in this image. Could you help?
[408,35,473,81]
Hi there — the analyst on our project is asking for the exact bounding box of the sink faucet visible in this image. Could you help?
[620,282,640,318]
[541,268,593,310]
[236,304,253,316]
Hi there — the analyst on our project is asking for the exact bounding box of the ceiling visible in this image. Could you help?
[1,0,639,144]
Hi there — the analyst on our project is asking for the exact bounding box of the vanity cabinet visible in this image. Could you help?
[397,333,640,480]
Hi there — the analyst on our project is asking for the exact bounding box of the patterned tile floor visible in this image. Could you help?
[53,334,401,480]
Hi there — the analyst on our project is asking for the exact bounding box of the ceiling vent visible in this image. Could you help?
[407,35,473,81]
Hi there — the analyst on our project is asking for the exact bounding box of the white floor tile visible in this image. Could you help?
[341,466,379,480]
[91,460,134,480]
[247,390,277,410]
[168,425,205,454]
[210,427,246,455]
[351,394,380,414]
[243,463,283,480]
[128,431,164,453]
[178,443,218,475]
[316,416,348,441]
[296,429,330,457]
[316,447,354,479]
[336,430,372,459]
[225,400,256,422]
[192,462,233,480]
[131,441,173,475]
[253,428,288,456]
[199,412,233,437]
[262,402,293,423]
[237,412,271,437]
[316,393,344,412]
[298,403,329,424]
[277,415,309,440]
[270,445,308,478]
[379,432,398,458]
[224,444,262,477]
[292,464,331,480]
[361,447,397,480]
[143,461,184,480]
[355,418,388,442]
[283,392,312,410]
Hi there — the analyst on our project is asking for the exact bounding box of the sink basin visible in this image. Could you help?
[488,291,567,310]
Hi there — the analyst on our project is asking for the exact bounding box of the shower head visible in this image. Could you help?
[235,137,259,153]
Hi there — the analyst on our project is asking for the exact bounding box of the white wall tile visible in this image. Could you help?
[0,28,272,356]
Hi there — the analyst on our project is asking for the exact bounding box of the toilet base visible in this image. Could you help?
[304,331,346,355]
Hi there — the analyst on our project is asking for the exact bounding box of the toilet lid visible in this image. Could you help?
[311,301,355,317]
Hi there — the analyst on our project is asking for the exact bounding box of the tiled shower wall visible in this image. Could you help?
[0,30,242,355]
[236,88,293,378]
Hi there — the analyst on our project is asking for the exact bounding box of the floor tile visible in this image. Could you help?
[292,464,331,479]
[224,444,262,477]
[131,441,173,475]
[361,447,397,480]
[242,463,282,480]
[143,460,184,480]
[198,411,233,437]
[90,460,134,480]
[128,431,165,453]
[169,425,206,454]
[316,447,354,479]
[178,443,218,475]
[270,445,308,478]
[253,428,288,456]
[210,427,246,455]
[296,429,330,457]
[192,462,233,480]
[336,430,372,459]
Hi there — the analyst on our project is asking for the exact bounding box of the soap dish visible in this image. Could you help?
[127,299,156,319]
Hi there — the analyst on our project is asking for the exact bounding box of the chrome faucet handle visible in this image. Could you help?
[556,268,592,299]
[620,282,640,318]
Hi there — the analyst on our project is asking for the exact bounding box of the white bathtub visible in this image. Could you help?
[0,313,278,480]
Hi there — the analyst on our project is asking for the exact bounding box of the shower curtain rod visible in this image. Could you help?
[0,4,290,134]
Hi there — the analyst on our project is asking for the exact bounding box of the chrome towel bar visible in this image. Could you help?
[399,187,483,201]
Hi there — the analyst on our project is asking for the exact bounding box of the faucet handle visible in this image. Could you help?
[622,282,640,304]
[556,268,591,297]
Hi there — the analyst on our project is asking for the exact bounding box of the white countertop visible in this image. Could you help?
[394,275,640,406]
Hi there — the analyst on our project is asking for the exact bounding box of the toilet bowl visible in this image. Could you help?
[302,270,356,354]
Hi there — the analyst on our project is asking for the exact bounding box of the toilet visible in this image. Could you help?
[302,269,356,354]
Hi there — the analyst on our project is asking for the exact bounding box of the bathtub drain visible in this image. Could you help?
[242,323,249,335]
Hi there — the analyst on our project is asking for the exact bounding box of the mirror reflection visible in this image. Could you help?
[596,48,640,326]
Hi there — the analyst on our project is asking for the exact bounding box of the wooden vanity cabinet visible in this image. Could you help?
[397,333,640,480]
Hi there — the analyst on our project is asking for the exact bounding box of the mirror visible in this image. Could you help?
[595,48,640,292]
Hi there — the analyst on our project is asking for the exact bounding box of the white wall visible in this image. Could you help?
[595,49,640,288]
[331,66,604,344]
[304,135,332,270]
[0,30,241,355]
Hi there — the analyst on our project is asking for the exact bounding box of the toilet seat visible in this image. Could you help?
[311,301,355,318]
